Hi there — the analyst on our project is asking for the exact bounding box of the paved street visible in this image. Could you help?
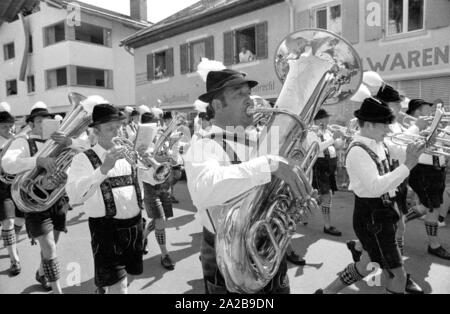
[1,181,450,294]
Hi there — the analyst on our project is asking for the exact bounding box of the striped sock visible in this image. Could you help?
[155,229,166,246]
[425,222,438,237]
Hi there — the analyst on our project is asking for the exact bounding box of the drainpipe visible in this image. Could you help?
[285,0,296,33]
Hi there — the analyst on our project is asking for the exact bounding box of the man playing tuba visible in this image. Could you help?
[1,104,75,293]
[184,68,311,294]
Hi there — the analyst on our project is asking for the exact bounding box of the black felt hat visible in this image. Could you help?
[314,109,331,121]
[198,69,258,103]
[354,98,395,124]
[130,109,140,117]
[141,112,156,124]
[0,111,14,124]
[376,84,402,103]
[89,104,126,127]
[406,99,433,115]
[26,108,53,123]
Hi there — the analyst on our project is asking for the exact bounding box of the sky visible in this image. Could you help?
[79,0,199,23]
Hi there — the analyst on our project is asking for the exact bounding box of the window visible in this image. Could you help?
[6,80,17,96]
[223,22,268,66]
[146,48,174,81]
[76,67,112,88]
[46,67,67,89]
[387,0,424,36]
[314,4,342,35]
[3,42,15,60]
[44,22,65,46]
[180,37,214,74]
[75,23,112,47]
[27,75,35,93]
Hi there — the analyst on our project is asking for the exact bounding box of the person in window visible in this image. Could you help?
[238,45,255,63]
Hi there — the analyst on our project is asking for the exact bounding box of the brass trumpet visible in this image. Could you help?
[111,137,172,184]
[389,108,450,157]
[398,111,450,135]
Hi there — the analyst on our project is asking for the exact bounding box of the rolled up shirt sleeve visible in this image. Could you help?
[66,153,108,205]
[1,137,37,174]
[306,132,334,152]
[346,146,410,197]
[186,153,272,209]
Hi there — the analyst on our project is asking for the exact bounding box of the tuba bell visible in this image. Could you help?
[11,93,93,213]
[215,29,363,293]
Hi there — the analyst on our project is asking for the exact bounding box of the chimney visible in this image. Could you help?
[130,0,147,21]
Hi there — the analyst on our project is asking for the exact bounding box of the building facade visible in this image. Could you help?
[0,0,150,117]
[123,0,450,123]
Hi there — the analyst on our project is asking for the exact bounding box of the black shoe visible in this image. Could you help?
[405,274,424,294]
[286,251,306,266]
[314,289,324,294]
[161,254,175,270]
[324,226,342,237]
[35,270,51,291]
[171,195,179,204]
[346,241,362,262]
[428,246,450,260]
[9,261,21,276]
[95,286,106,294]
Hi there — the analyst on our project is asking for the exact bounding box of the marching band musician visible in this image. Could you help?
[0,110,25,276]
[316,98,425,294]
[406,99,450,260]
[140,112,176,270]
[125,109,140,143]
[66,102,145,293]
[305,109,342,236]
[66,102,144,294]
[1,105,75,293]
[376,85,424,293]
[184,68,309,294]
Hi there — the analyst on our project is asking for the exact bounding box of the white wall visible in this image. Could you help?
[0,2,138,116]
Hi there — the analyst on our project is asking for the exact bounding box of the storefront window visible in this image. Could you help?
[388,0,424,36]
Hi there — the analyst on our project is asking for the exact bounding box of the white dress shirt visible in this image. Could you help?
[346,134,409,198]
[66,144,141,219]
[305,128,336,158]
[184,125,272,233]
[2,135,45,174]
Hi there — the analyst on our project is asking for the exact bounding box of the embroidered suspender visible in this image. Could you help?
[84,149,143,218]
[27,138,44,157]
[346,142,393,207]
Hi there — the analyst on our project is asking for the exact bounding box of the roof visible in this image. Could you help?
[0,0,40,23]
[121,0,284,48]
[44,0,152,29]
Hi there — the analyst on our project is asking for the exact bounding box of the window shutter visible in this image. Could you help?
[205,35,214,60]
[65,23,75,41]
[166,48,174,77]
[426,0,450,30]
[106,70,114,89]
[180,43,189,74]
[255,21,268,60]
[342,0,359,44]
[147,53,154,81]
[67,65,77,86]
[223,31,234,65]
[365,0,384,41]
[295,9,311,30]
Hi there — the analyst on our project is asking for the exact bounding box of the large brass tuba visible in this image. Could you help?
[11,93,93,213]
[215,29,363,293]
